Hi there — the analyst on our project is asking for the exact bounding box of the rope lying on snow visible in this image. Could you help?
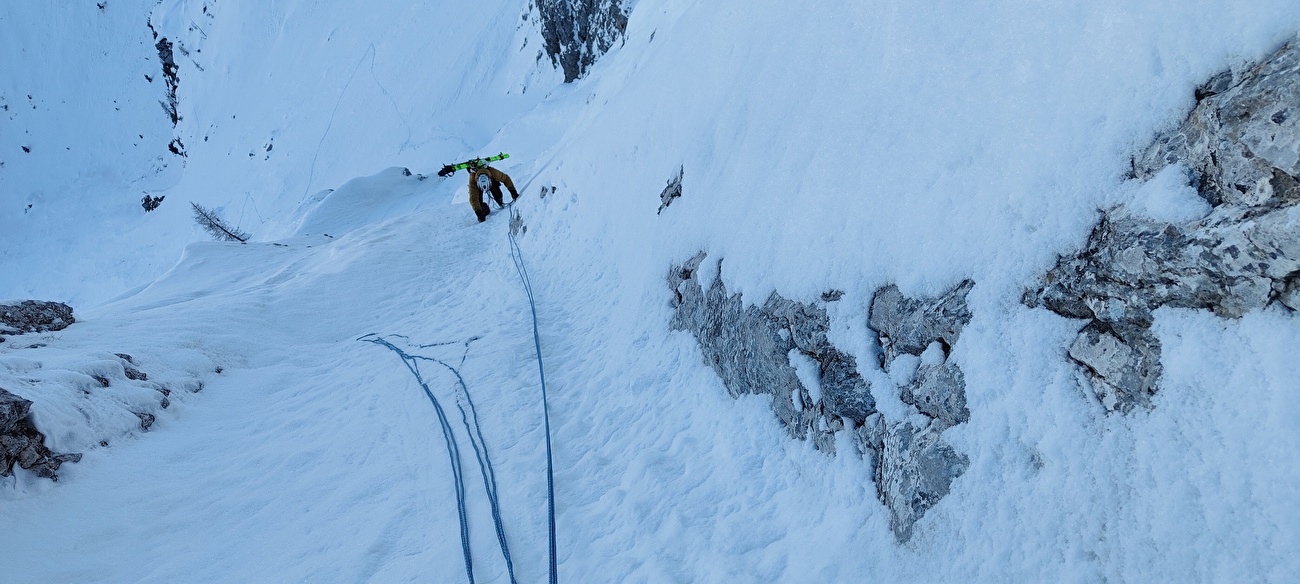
[358,334,517,584]
[356,204,556,583]
[508,206,559,584]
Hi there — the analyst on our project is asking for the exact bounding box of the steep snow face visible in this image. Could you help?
[3,0,1300,582]
[1,0,564,306]
[0,1,181,306]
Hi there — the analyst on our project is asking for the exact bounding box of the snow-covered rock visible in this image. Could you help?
[0,301,75,343]
[869,281,974,367]
[866,281,974,539]
[876,418,970,544]
[672,253,974,541]
[1028,37,1300,413]
[0,388,81,480]
[1135,37,1300,207]
[668,252,851,451]
[899,362,969,429]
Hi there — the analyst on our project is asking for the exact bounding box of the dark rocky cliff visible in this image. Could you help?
[535,0,630,82]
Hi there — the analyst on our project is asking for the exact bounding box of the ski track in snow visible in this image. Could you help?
[3,0,1300,582]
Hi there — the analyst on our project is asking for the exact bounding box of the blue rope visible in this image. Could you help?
[507,206,559,584]
[359,334,517,584]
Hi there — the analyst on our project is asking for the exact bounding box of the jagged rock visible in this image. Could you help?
[0,300,75,342]
[868,281,974,428]
[536,0,629,82]
[1279,274,1300,311]
[869,281,974,367]
[876,419,970,543]
[669,253,876,448]
[900,362,970,428]
[1030,38,1300,413]
[763,296,876,424]
[862,282,974,538]
[669,253,847,446]
[0,388,82,480]
[1068,321,1161,413]
[657,167,683,214]
[671,254,973,542]
[135,412,155,431]
[1028,209,1296,324]
[0,389,31,435]
[1135,37,1300,207]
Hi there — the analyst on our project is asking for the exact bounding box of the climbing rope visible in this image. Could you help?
[508,206,559,584]
[356,202,556,584]
[358,334,517,584]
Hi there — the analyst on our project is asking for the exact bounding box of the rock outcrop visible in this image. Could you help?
[657,166,683,214]
[1134,37,1300,208]
[867,281,974,539]
[535,0,630,82]
[1,388,82,480]
[872,418,969,543]
[1027,36,1300,413]
[669,252,873,452]
[0,300,75,343]
[670,252,973,541]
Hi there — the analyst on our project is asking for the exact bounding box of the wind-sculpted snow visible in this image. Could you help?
[1028,37,1300,413]
[670,252,973,541]
[0,342,206,482]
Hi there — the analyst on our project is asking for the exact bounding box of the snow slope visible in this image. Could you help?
[4,0,1300,582]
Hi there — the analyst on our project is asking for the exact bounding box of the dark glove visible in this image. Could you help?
[437,165,455,177]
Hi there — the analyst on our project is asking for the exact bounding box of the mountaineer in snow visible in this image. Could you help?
[438,153,519,222]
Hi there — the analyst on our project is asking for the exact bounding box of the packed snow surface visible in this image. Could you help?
[3,0,1300,582]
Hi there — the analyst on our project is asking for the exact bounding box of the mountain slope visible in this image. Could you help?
[3,0,1300,582]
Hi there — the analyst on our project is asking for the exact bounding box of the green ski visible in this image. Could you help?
[437,152,509,177]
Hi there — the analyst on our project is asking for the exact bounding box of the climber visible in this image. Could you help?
[438,154,519,222]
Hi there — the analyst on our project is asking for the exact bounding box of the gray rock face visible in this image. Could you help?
[669,252,873,452]
[535,0,629,83]
[1029,37,1300,413]
[1067,321,1161,412]
[0,300,75,342]
[1135,37,1300,207]
[671,252,972,541]
[869,281,974,366]
[876,419,970,543]
[0,388,82,480]
[867,282,974,539]
[900,362,970,429]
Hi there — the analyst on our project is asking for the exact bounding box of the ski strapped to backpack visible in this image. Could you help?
[438,152,510,177]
